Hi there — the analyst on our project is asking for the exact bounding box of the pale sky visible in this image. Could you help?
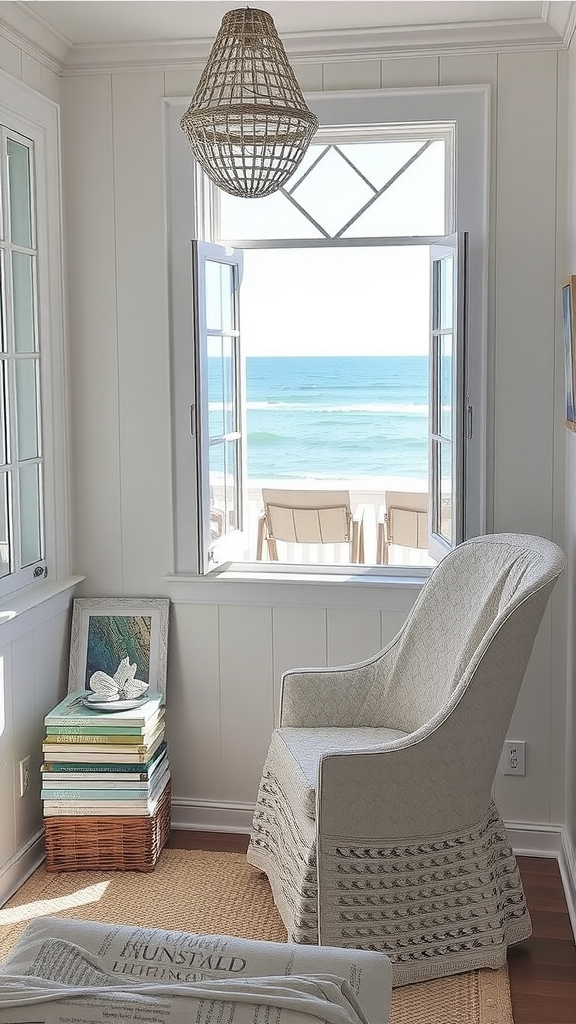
[240,246,430,357]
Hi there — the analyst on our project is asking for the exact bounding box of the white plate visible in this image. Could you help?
[82,696,149,712]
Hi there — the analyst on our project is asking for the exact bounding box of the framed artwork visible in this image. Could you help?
[67,597,170,698]
[562,276,576,431]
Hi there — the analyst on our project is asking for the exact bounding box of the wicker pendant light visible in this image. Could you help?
[180,7,319,198]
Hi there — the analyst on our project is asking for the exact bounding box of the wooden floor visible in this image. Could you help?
[167,831,576,1024]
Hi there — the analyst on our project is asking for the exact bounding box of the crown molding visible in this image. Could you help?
[0,2,575,76]
[0,1,69,71]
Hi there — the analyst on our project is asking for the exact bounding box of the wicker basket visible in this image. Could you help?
[43,780,172,873]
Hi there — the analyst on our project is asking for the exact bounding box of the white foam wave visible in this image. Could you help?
[243,401,428,415]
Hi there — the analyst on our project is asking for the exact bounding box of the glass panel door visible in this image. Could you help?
[192,240,245,572]
[428,233,467,559]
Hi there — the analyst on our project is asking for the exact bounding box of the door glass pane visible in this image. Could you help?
[0,253,5,351]
[0,364,7,465]
[12,253,36,352]
[0,472,10,577]
[209,440,239,537]
[439,255,453,329]
[19,462,42,566]
[208,336,235,437]
[16,357,39,459]
[440,442,452,544]
[223,439,239,530]
[209,443,226,541]
[205,260,221,331]
[7,139,32,248]
[440,334,453,439]
[205,260,234,332]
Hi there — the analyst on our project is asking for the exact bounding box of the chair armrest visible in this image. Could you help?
[279,639,400,727]
[316,725,492,843]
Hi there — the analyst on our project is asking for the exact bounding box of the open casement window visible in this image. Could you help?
[0,126,47,594]
[192,240,246,573]
[428,232,468,561]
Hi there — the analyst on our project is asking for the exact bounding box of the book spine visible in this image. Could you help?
[44,723,157,736]
[44,698,163,728]
[41,764,170,797]
[42,736,165,763]
[43,804,159,816]
[43,779,168,815]
[41,787,164,800]
[41,743,168,775]
[42,743,160,755]
[44,715,159,728]
[42,728,164,757]
[41,776,156,788]
[43,732,158,745]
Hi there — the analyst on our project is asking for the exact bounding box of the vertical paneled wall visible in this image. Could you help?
[0,598,73,906]
[0,36,60,102]
[58,46,564,840]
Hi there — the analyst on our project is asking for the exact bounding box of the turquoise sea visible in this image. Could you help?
[244,355,428,481]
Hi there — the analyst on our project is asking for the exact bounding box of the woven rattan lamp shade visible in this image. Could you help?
[180,7,319,198]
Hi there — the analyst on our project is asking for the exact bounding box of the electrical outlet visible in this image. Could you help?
[502,741,525,776]
[19,755,31,796]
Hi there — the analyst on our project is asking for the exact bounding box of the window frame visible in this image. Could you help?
[0,70,70,600]
[164,86,490,586]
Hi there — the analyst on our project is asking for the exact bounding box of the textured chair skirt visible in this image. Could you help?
[247,760,531,987]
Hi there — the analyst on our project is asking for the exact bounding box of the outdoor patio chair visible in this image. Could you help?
[247,533,565,986]
[256,488,365,563]
[376,490,428,563]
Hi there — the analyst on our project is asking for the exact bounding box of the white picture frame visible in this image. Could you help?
[67,598,170,699]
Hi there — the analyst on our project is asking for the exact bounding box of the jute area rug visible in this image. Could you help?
[0,848,513,1024]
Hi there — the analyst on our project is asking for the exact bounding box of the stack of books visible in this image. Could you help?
[41,692,170,818]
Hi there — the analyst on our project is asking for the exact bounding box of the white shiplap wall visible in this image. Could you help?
[0,30,568,865]
[0,593,75,906]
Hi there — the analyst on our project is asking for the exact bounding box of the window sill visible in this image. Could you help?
[165,565,428,609]
[0,574,85,645]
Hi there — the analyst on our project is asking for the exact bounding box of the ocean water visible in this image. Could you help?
[244,355,428,482]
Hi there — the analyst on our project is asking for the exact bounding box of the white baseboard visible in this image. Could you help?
[505,820,563,858]
[170,798,254,834]
[0,831,44,909]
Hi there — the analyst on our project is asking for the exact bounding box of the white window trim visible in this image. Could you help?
[163,86,490,601]
[0,70,71,604]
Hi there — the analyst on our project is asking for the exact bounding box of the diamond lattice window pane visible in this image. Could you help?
[219,188,324,240]
[338,141,428,191]
[344,142,446,237]
[290,147,374,237]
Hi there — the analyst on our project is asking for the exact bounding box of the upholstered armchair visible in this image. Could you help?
[247,533,565,986]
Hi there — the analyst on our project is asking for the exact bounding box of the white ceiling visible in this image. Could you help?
[15,2,557,46]
[1,1,574,68]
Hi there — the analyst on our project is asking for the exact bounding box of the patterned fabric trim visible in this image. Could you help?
[248,762,531,987]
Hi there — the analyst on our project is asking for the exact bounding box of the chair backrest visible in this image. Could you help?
[261,488,352,545]
[384,491,428,548]
[370,533,565,734]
